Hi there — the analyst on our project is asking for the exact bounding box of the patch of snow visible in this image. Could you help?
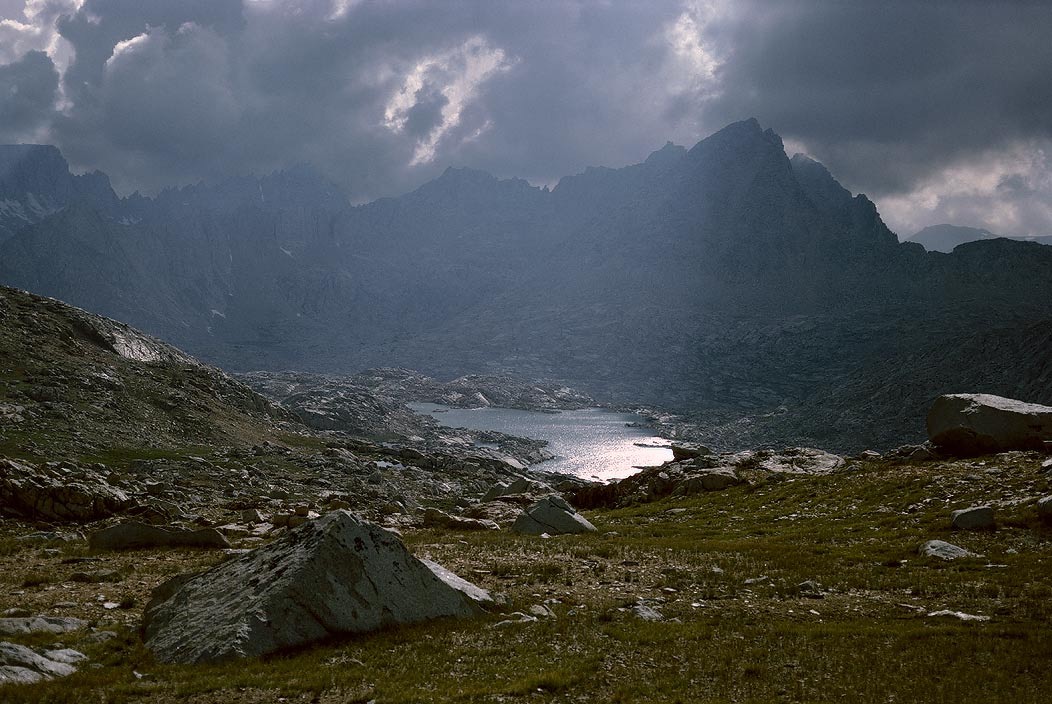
[0,198,29,220]
[24,192,56,217]
[109,330,164,363]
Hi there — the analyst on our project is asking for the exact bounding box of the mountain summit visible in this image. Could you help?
[2,119,1052,451]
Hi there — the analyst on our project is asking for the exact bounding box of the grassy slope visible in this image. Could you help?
[2,453,1049,703]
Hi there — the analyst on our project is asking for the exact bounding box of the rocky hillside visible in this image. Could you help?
[4,121,1052,451]
[0,286,575,526]
[0,285,290,463]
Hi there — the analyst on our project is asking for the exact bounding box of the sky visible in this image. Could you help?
[1,0,1050,238]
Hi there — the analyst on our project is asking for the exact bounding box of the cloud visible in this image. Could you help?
[0,0,1049,235]
[878,141,1052,237]
[0,49,58,142]
[383,36,514,166]
[696,0,1052,235]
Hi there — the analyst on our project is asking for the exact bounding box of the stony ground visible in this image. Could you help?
[2,451,1050,703]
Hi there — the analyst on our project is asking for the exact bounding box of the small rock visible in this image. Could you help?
[240,509,265,524]
[528,604,556,619]
[68,569,122,583]
[630,602,663,622]
[797,580,824,598]
[86,630,118,643]
[951,506,995,531]
[42,649,88,665]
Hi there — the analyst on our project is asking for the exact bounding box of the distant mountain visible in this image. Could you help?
[909,223,1052,252]
[4,119,1052,452]
[0,145,118,244]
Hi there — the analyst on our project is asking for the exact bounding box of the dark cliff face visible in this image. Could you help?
[2,120,1052,451]
[0,145,118,243]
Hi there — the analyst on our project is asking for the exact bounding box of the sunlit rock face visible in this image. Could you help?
[3,119,1052,452]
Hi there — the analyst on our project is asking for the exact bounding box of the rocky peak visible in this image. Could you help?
[644,141,687,167]
[0,145,118,242]
[790,153,853,212]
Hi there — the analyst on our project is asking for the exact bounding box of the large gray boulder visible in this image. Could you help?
[89,522,229,551]
[0,458,132,522]
[512,496,596,535]
[919,540,976,560]
[927,394,1052,456]
[142,510,490,663]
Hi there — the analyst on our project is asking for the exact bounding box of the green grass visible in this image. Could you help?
[2,454,1051,702]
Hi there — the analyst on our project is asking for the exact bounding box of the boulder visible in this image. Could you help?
[142,510,490,663]
[1036,496,1052,524]
[630,602,664,621]
[927,394,1052,456]
[670,442,713,461]
[951,506,995,531]
[462,501,527,526]
[482,477,550,502]
[0,616,87,636]
[678,468,741,494]
[512,496,596,535]
[89,522,230,551]
[241,509,265,524]
[0,458,132,522]
[0,642,79,684]
[919,539,976,560]
[758,448,845,474]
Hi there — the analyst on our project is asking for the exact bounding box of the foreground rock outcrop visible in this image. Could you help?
[142,510,490,663]
[927,394,1052,456]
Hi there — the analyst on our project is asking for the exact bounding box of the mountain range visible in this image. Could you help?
[2,118,1052,452]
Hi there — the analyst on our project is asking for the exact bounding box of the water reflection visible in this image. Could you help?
[409,403,672,481]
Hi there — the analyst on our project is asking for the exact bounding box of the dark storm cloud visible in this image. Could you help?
[0,50,58,142]
[700,0,1052,234]
[33,0,693,198]
[1,1,1050,234]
